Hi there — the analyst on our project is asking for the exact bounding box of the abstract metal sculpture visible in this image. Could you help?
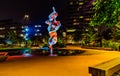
[45,7,61,56]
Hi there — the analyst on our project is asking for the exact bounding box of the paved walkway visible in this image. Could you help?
[0,46,120,76]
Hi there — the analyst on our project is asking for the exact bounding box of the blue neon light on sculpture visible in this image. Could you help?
[45,7,61,56]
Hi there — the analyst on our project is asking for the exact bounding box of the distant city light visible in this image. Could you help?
[25,33,28,36]
[25,28,29,32]
[22,26,24,28]
[20,34,24,37]
[35,33,37,36]
[10,27,15,29]
[0,27,5,30]
[25,38,29,41]
[38,25,41,27]
[24,14,29,18]
[22,30,25,32]
[35,25,38,27]
[36,29,40,32]
[25,26,28,28]
[35,25,41,28]
[21,24,44,40]
[0,35,5,38]
[39,33,42,36]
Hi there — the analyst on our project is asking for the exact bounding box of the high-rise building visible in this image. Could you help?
[66,0,94,29]
[65,0,94,43]
[0,19,44,45]
[0,19,22,38]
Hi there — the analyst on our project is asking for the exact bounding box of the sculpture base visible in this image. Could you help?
[49,53,57,56]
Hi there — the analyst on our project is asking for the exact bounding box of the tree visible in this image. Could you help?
[73,29,83,42]
[89,0,120,47]
[90,0,120,27]
[112,17,120,41]
[5,30,18,44]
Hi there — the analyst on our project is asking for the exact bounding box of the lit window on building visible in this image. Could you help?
[25,33,28,36]
[94,28,98,31]
[73,19,77,22]
[20,34,24,37]
[39,33,42,36]
[38,25,41,27]
[36,29,40,32]
[35,33,37,36]
[79,2,84,5]
[0,27,5,30]
[24,14,29,18]
[25,28,29,32]
[85,18,91,21]
[0,35,5,38]
[22,30,25,32]
[69,2,73,5]
[73,22,80,25]
[85,29,88,31]
[67,29,76,32]
[10,27,16,29]
[79,16,84,19]
[22,26,24,28]
[35,25,38,28]
[24,26,28,28]
[13,31,16,33]
[35,25,42,28]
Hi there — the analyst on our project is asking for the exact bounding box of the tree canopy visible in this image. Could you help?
[90,0,120,27]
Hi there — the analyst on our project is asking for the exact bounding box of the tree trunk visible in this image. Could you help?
[100,35,102,47]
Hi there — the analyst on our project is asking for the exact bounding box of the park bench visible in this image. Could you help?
[0,52,8,62]
[89,57,120,76]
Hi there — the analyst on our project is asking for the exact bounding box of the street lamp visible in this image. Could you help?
[23,27,29,47]
[23,13,30,47]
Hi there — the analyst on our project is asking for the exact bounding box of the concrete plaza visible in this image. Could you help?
[0,46,120,76]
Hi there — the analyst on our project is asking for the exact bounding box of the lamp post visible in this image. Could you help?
[23,13,30,47]
[24,27,29,47]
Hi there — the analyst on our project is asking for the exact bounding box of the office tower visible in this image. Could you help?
[65,0,94,43]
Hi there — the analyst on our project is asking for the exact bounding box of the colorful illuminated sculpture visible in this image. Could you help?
[45,7,61,56]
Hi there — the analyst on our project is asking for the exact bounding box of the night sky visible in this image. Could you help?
[0,0,66,24]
